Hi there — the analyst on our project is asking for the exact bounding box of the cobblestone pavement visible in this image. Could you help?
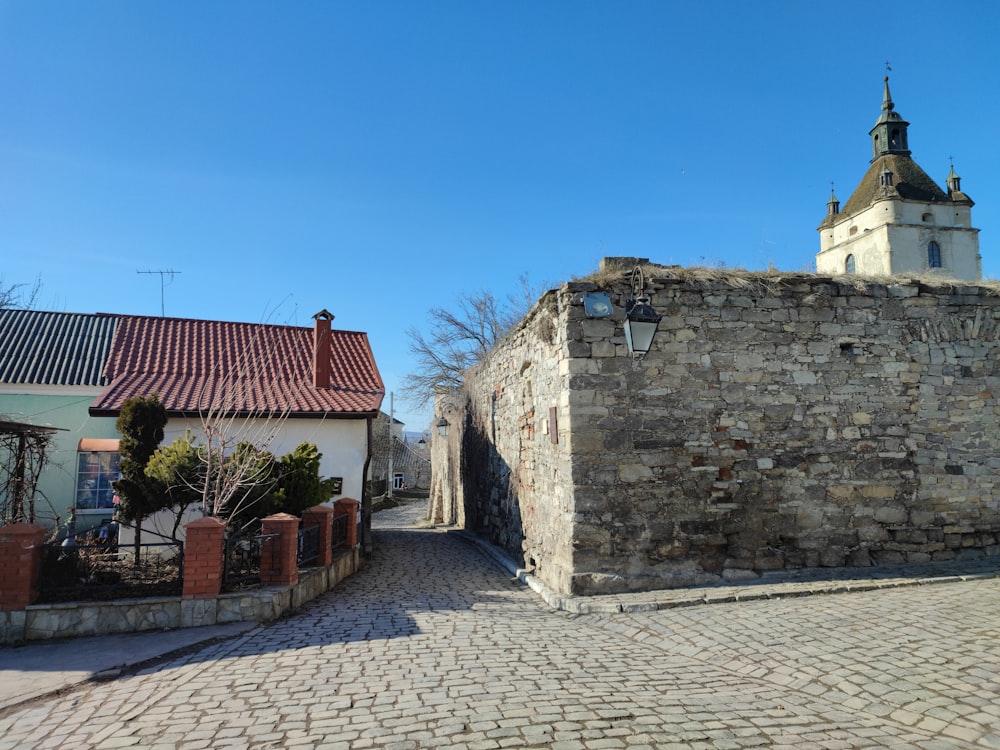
[1,500,999,749]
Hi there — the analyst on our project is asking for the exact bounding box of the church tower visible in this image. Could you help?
[817,77,981,280]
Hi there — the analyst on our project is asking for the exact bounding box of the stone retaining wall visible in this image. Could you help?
[0,549,359,644]
[446,263,1000,596]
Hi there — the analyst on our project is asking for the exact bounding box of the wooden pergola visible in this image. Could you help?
[0,418,63,525]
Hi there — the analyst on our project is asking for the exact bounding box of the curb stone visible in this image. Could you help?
[453,527,1000,614]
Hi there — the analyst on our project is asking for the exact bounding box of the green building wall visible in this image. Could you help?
[0,391,118,531]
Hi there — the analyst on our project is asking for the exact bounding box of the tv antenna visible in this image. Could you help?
[137,269,181,317]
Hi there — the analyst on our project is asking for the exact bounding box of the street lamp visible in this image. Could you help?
[623,266,661,358]
[436,417,450,437]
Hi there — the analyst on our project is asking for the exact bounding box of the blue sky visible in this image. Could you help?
[2,1,998,430]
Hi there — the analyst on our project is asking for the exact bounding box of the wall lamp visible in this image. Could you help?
[623,266,662,358]
[436,417,450,437]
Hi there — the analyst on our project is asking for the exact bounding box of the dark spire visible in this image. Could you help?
[869,76,911,162]
[826,184,840,216]
[881,76,894,113]
[946,159,961,194]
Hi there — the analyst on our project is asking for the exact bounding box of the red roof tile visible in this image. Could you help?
[90,316,384,418]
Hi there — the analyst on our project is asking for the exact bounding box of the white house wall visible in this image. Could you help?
[163,415,370,504]
[122,416,370,547]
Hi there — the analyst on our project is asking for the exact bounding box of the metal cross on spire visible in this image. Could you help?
[885,60,892,73]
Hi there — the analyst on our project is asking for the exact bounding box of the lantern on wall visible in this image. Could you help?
[623,266,662,358]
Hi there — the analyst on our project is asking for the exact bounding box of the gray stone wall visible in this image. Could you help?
[447,264,1000,596]
[0,550,359,644]
[453,291,579,595]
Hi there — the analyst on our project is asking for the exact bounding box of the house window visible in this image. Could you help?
[392,472,405,490]
[845,254,856,274]
[928,241,942,268]
[76,443,121,511]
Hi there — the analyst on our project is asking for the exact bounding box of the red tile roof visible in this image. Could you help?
[90,315,384,418]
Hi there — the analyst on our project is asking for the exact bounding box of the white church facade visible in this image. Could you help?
[817,77,981,281]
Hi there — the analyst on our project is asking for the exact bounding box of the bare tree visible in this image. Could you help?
[0,276,42,309]
[401,275,539,408]
[193,326,296,525]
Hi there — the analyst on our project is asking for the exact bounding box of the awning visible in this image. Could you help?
[77,438,120,452]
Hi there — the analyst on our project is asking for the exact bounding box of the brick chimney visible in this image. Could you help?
[313,310,334,389]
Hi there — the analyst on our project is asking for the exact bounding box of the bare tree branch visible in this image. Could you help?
[0,425,54,525]
[194,325,297,522]
[400,277,541,408]
[0,276,42,310]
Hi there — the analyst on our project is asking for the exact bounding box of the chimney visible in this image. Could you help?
[313,310,334,389]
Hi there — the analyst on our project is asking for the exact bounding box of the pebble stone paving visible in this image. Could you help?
[1,500,999,749]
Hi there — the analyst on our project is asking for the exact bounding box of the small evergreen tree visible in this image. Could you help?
[274,442,324,516]
[145,430,205,541]
[113,395,168,562]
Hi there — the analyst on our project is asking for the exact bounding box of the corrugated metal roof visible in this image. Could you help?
[90,315,385,417]
[0,309,120,387]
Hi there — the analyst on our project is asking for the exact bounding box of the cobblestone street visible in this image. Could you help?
[1,501,999,749]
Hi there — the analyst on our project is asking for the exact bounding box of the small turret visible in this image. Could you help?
[879,159,894,188]
[826,186,840,217]
[946,161,974,205]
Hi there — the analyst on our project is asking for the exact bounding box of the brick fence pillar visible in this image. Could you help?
[261,513,299,587]
[0,524,48,611]
[302,505,334,567]
[334,498,360,549]
[182,516,226,600]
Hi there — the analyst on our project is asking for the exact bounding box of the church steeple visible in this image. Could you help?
[818,73,981,282]
[869,76,910,162]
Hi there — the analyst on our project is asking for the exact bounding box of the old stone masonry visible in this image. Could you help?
[1,501,999,749]
[442,263,1000,598]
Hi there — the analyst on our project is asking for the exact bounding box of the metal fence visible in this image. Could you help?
[36,508,354,603]
[37,523,183,604]
[332,512,349,551]
[222,532,280,592]
[297,523,320,567]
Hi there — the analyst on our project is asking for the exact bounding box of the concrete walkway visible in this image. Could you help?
[0,621,256,711]
[0,499,998,749]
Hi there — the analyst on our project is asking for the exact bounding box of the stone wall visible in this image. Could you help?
[452,291,579,595]
[0,549,359,644]
[445,263,1000,596]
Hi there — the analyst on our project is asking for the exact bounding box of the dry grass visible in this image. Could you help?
[573,262,1000,298]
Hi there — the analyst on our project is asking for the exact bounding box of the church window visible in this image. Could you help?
[845,254,856,274]
[928,241,942,268]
